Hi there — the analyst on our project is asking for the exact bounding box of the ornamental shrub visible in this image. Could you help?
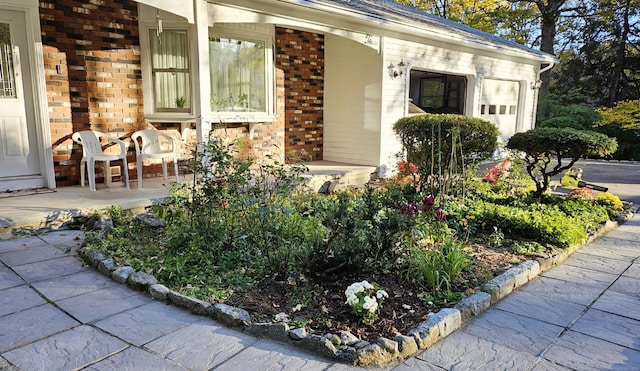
[506,127,617,200]
[393,114,498,194]
[593,100,640,160]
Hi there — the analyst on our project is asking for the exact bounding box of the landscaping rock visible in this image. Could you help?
[429,308,461,338]
[212,303,251,328]
[127,271,158,291]
[112,266,135,284]
[335,347,358,364]
[394,334,419,358]
[376,337,399,354]
[248,322,290,343]
[455,291,491,321]
[84,249,106,268]
[407,319,440,350]
[356,343,389,366]
[167,291,213,316]
[136,213,166,228]
[325,333,341,345]
[483,260,540,304]
[97,258,116,276]
[289,327,307,340]
[298,334,338,359]
[407,308,461,349]
[149,284,171,301]
[340,331,360,346]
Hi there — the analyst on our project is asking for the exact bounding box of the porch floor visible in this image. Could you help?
[0,161,376,239]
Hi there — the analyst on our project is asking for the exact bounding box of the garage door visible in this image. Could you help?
[480,79,519,143]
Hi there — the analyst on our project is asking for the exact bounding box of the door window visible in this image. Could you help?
[0,23,16,99]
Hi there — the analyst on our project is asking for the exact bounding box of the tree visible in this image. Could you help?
[508,0,570,96]
[551,0,640,106]
[592,99,640,159]
[506,127,617,200]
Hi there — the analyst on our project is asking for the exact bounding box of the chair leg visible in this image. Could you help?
[122,159,130,190]
[137,158,143,190]
[173,159,179,183]
[162,159,168,180]
[80,159,86,187]
[87,160,97,191]
[105,160,111,188]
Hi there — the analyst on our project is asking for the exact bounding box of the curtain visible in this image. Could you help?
[150,29,190,111]
[209,35,265,112]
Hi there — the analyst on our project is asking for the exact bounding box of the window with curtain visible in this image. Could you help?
[209,32,266,113]
[150,29,191,112]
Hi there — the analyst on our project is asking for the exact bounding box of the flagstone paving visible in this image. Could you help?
[1,213,639,370]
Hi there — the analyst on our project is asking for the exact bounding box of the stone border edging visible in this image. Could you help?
[78,205,638,367]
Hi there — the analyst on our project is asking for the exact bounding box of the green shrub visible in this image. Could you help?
[393,114,498,194]
[506,127,617,199]
[593,100,640,160]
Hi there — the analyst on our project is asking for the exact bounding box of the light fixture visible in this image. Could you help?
[156,10,163,38]
[388,59,407,79]
[530,80,542,90]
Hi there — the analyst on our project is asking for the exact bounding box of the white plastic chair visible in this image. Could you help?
[131,129,180,189]
[72,130,131,191]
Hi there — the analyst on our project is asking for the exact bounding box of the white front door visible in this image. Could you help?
[0,10,41,189]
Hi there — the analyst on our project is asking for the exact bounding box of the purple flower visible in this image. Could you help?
[401,202,420,217]
[434,207,447,222]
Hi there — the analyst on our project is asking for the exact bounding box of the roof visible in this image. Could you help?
[291,0,557,63]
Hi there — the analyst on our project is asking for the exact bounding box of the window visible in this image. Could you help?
[149,29,191,112]
[0,23,16,99]
[409,72,466,114]
[209,28,271,116]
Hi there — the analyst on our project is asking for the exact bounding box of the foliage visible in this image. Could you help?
[84,132,621,338]
[567,187,596,202]
[344,281,389,325]
[590,100,640,160]
[595,192,624,218]
[506,127,618,198]
[393,114,498,194]
[405,238,471,296]
[536,92,601,130]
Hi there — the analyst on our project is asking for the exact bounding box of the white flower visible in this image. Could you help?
[362,296,378,313]
[376,289,389,299]
[345,293,359,306]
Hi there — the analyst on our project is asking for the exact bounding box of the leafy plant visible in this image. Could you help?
[393,113,498,195]
[406,238,470,295]
[506,127,618,200]
[344,281,389,325]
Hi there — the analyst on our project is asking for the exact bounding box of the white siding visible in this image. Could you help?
[324,34,383,165]
[379,36,540,173]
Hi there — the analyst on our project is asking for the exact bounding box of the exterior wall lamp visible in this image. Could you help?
[388,60,407,79]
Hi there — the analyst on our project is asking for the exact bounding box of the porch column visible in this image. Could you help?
[193,0,211,143]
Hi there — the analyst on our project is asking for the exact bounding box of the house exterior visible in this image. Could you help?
[0,0,557,191]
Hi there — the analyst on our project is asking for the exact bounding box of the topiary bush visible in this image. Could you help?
[393,114,498,194]
[506,127,617,200]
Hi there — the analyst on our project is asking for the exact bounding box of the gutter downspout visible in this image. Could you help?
[530,62,555,128]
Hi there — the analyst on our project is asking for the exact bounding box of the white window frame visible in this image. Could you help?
[149,28,192,113]
[140,22,195,121]
[208,25,275,124]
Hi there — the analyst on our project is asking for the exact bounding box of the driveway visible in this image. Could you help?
[552,159,640,205]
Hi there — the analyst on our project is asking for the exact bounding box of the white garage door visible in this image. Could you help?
[480,79,520,143]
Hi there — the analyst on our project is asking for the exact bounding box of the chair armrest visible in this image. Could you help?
[97,132,128,156]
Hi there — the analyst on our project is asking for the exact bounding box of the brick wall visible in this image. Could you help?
[38,2,319,187]
[275,27,325,162]
[40,0,143,186]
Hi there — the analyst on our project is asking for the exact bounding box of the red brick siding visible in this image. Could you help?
[40,0,144,186]
[275,27,324,162]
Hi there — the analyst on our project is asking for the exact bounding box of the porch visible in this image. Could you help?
[0,161,376,240]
